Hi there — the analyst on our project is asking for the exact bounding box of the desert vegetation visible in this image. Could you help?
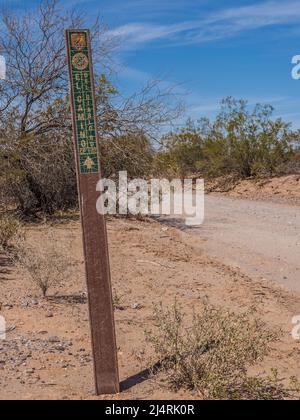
[0,2,299,219]
[0,0,182,217]
[146,302,300,400]
[158,97,300,180]
[15,232,74,298]
[0,0,300,402]
[0,215,20,250]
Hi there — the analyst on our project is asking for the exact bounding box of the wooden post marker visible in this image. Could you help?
[66,29,119,395]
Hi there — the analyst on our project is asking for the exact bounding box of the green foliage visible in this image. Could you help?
[158,119,203,179]
[146,302,298,400]
[161,98,300,179]
[1,0,299,217]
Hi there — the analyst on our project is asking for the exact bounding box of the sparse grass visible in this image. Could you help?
[146,302,299,400]
[0,215,21,250]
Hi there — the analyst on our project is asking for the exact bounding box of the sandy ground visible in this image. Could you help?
[208,174,300,205]
[188,195,300,292]
[0,212,300,400]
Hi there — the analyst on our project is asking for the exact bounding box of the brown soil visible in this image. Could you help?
[208,174,300,205]
[0,216,300,400]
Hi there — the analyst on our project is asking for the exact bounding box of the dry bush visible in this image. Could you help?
[0,215,21,249]
[146,302,299,400]
[112,289,126,311]
[15,232,73,297]
[0,2,183,216]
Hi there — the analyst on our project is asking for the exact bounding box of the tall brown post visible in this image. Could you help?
[66,29,119,395]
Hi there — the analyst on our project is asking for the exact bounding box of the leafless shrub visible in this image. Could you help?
[15,232,73,297]
[0,215,21,249]
[146,302,299,400]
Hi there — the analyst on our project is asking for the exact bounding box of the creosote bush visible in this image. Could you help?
[146,302,299,400]
[0,215,20,249]
[161,98,300,180]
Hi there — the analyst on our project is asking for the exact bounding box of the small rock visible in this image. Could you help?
[132,303,143,310]
[48,336,60,343]
[55,345,66,352]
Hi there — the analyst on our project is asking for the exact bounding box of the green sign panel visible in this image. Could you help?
[67,31,99,174]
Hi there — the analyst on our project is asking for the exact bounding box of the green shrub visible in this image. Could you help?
[161,98,299,180]
[146,302,299,400]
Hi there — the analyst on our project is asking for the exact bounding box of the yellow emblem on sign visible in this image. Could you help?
[71,33,87,50]
[84,157,95,170]
[72,53,89,71]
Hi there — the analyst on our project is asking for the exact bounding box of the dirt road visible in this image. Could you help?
[192,195,300,293]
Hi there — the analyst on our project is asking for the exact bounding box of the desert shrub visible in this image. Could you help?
[146,302,298,400]
[16,233,72,297]
[0,215,21,249]
[161,98,300,180]
[159,119,203,179]
[100,132,155,180]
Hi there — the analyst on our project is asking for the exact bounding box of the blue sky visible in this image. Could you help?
[2,0,300,127]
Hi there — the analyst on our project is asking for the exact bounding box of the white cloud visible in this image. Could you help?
[107,21,195,47]
[107,0,300,50]
[102,0,207,18]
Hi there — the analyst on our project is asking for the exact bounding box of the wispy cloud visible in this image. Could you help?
[107,21,196,47]
[102,0,208,19]
[107,1,300,49]
[189,95,288,115]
